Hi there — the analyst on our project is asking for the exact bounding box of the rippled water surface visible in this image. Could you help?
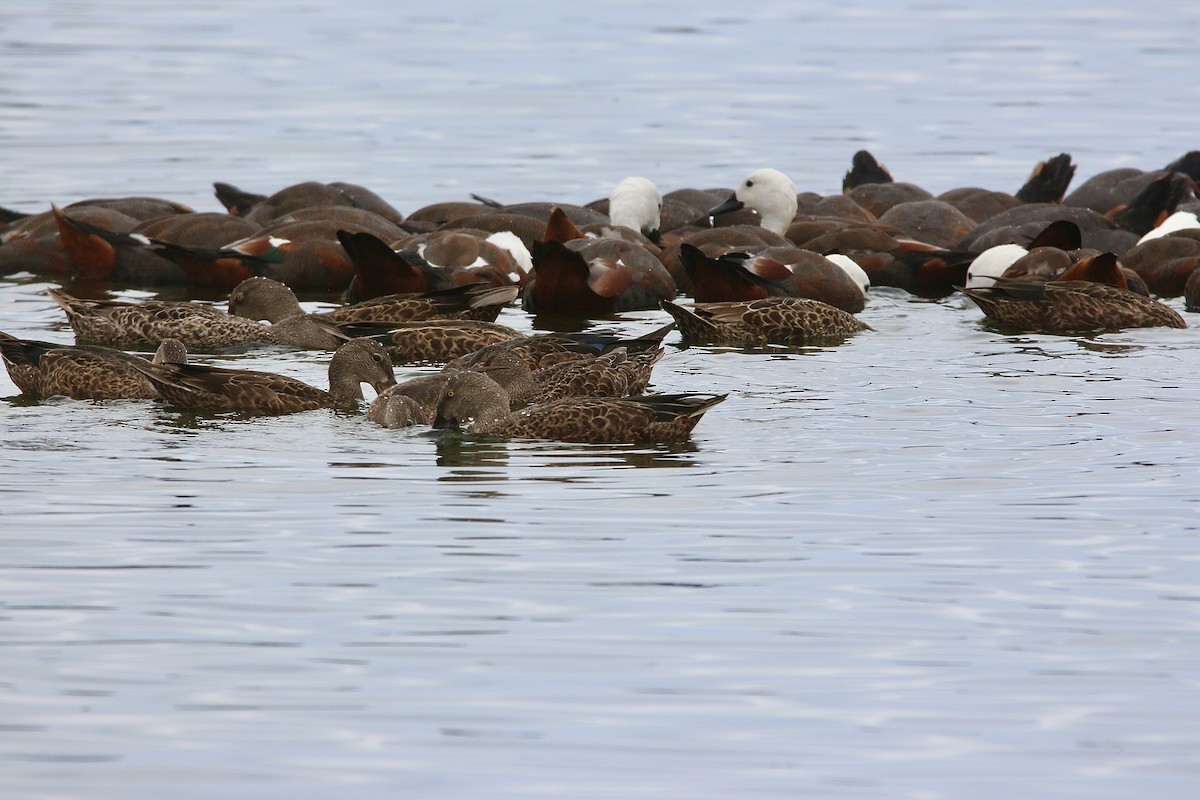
[3,2,1200,798]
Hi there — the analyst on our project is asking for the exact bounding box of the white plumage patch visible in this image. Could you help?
[824,253,871,296]
[1137,210,1200,244]
[966,243,1028,289]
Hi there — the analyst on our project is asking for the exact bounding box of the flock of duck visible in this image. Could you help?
[2,149,1199,443]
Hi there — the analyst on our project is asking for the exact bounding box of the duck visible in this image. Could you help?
[708,168,801,235]
[934,153,1077,225]
[521,209,677,315]
[1,196,195,279]
[430,369,725,444]
[131,337,397,415]
[678,242,867,313]
[444,322,675,373]
[213,180,405,226]
[1062,152,1199,218]
[523,347,663,403]
[606,176,663,242]
[338,229,488,303]
[226,276,517,350]
[660,297,869,346]
[332,319,528,365]
[0,334,186,400]
[706,167,976,298]
[1120,234,1200,296]
[965,220,1084,289]
[47,205,189,285]
[960,277,1187,332]
[842,150,894,191]
[367,347,535,428]
[1136,210,1200,244]
[453,342,664,404]
[388,228,531,289]
[655,170,800,292]
[48,287,274,351]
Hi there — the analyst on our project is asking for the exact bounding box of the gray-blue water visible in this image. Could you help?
[2,2,1199,798]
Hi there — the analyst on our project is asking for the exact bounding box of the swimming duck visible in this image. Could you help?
[678,242,867,312]
[367,347,534,428]
[213,180,405,226]
[965,220,1084,289]
[132,337,396,415]
[444,322,674,373]
[1121,235,1200,296]
[0,334,186,400]
[528,346,662,402]
[227,276,517,349]
[49,287,274,351]
[388,228,531,289]
[332,319,528,364]
[431,369,725,444]
[0,196,200,281]
[961,277,1187,332]
[707,168,801,236]
[606,176,663,241]
[521,210,677,314]
[660,297,869,346]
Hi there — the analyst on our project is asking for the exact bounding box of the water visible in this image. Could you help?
[2,2,1200,798]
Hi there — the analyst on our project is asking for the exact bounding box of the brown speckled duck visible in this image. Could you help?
[453,343,663,402]
[660,297,869,345]
[49,287,273,351]
[367,348,534,428]
[334,319,528,364]
[431,370,726,443]
[1,334,187,400]
[131,337,396,415]
[227,275,516,327]
[961,277,1188,332]
[369,344,665,429]
[444,323,674,373]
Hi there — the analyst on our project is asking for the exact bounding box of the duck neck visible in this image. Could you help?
[327,361,365,407]
[759,197,797,236]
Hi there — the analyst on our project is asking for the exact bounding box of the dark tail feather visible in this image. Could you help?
[213,182,268,216]
[1015,153,1076,203]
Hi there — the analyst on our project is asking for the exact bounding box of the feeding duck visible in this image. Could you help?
[960,277,1187,332]
[660,297,869,346]
[1,334,186,400]
[431,369,725,444]
[131,337,396,415]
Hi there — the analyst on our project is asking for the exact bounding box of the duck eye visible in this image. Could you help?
[372,353,383,363]
[233,293,244,302]
[745,180,754,188]
[446,390,455,398]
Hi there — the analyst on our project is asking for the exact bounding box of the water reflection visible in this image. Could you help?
[433,429,701,472]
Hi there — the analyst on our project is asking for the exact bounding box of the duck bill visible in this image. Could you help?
[707,195,744,219]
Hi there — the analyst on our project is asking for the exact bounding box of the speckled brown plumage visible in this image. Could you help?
[328,284,517,323]
[367,348,535,427]
[332,320,527,365]
[660,297,869,345]
[226,277,518,352]
[529,347,664,402]
[0,334,187,400]
[961,278,1187,332]
[432,370,725,443]
[49,287,273,351]
[131,337,396,415]
[446,323,674,373]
